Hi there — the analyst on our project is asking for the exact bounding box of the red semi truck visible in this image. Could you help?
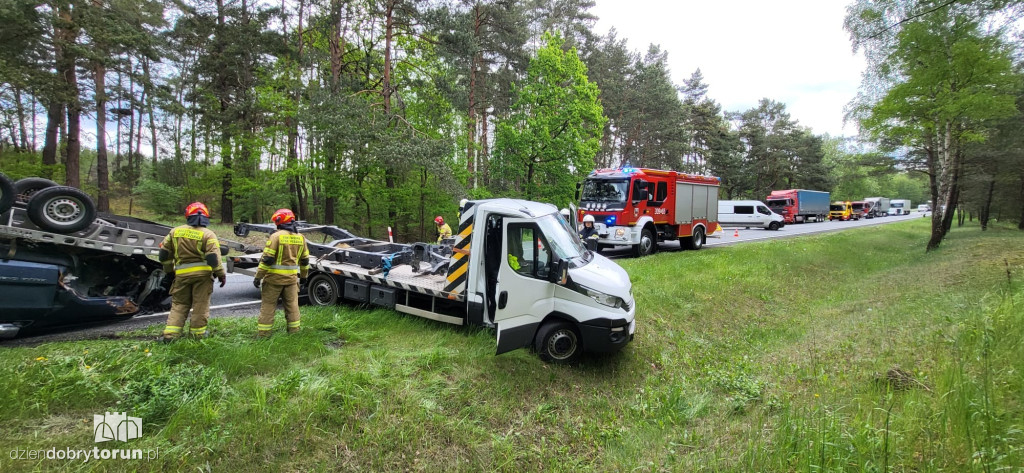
[765,189,830,224]
[578,167,720,257]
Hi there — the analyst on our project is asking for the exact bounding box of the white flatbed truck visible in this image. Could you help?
[228,199,637,362]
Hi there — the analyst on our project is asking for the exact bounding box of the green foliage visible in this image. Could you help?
[492,32,606,207]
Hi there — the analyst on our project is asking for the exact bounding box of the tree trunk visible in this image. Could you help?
[1018,172,1024,230]
[41,103,62,180]
[94,61,110,212]
[59,0,81,189]
[978,178,996,231]
[14,87,28,151]
[142,57,158,170]
[220,131,233,223]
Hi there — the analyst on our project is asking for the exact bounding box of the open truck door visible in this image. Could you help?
[494,217,556,354]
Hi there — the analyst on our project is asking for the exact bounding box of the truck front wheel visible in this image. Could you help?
[306,274,339,306]
[768,221,780,231]
[535,321,582,363]
[633,226,656,257]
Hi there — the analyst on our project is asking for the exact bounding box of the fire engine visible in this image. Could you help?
[577,167,720,257]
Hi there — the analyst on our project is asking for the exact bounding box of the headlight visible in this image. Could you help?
[615,227,626,238]
[576,284,625,308]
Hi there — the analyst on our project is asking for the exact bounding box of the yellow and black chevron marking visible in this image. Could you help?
[444,202,475,296]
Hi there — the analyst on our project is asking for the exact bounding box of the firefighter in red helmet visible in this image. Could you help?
[434,215,452,243]
[253,208,310,337]
[158,202,226,341]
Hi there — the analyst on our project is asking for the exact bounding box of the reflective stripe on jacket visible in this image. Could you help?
[255,230,310,284]
[159,225,225,279]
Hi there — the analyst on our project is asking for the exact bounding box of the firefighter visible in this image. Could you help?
[579,214,599,240]
[435,216,452,243]
[253,208,310,337]
[159,202,226,341]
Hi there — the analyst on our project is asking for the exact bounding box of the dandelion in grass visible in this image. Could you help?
[35,356,47,362]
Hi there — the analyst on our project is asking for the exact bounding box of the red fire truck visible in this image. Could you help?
[578,167,721,257]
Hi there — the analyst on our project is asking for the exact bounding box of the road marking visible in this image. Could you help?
[138,300,262,319]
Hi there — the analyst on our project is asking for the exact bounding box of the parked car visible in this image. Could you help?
[718,200,785,230]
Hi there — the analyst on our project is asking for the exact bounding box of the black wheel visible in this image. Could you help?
[0,173,14,214]
[535,321,582,364]
[306,273,339,306]
[14,177,58,203]
[25,186,97,233]
[633,226,656,257]
[691,226,705,250]
[768,221,780,231]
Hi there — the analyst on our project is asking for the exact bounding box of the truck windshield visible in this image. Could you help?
[830,204,844,211]
[766,199,788,208]
[537,214,590,266]
[891,203,903,208]
[581,179,629,203]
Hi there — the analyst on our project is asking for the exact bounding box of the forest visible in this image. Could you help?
[0,0,1021,245]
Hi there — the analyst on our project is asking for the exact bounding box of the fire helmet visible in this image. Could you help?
[582,214,595,223]
[434,216,445,225]
[185,202,209,217]
[271,208,296,225]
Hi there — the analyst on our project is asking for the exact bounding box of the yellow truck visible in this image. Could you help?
[829,201,857,221]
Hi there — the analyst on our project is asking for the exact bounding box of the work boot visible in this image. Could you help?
[159,335,177,344]
[256,330,272,339]
[287,327,300,334]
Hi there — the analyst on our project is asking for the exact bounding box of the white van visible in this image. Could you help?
[718,200,785,230]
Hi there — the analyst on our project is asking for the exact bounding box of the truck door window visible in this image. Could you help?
[631,179,647,203]
[735,205,754,215]
[649,181,668,206]
[506,224,551,280]
[757,206,771,215]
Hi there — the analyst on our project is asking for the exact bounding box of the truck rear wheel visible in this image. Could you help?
[681,226,704,250]
[633,226,656,257]
[306,274,339,306]
[26,186,97,234]
[14,177,59,203]
[535,321,582,364]
[0,173,14,214]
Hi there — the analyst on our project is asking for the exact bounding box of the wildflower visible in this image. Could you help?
[35,356,47,362]
[84,350,89,354]
[814,393,820,398]
[146,353,152,357]
[85,365,92,370]
[144,349,150,353]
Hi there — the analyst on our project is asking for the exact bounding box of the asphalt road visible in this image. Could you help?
[1,211,927,346]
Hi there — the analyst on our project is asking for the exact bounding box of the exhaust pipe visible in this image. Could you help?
[0,324,21,339]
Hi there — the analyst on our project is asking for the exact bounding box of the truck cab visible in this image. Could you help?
[829,201,855,221]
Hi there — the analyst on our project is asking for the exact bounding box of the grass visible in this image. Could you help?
[0,218,1022,472]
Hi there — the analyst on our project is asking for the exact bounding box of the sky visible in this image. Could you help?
[590,0,867,137]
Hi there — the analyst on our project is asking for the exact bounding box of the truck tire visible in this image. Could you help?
[26,186,97,234]
[633,226,656,257]
[535,320,582,364]
[768,221,780,231]
[14,177,59,203]
[0,173,14,214]
[681,226,704,250]
[306,273,339,306]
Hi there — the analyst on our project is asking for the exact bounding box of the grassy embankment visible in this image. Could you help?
[0,218,1021,472]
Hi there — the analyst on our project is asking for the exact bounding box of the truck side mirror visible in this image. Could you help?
[574,182,582,201]
[548,259,569,285]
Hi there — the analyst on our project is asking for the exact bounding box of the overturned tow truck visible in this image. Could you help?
[0,173,245,338]
[229,199,637,363]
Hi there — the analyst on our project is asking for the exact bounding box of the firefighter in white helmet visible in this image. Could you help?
[579,214,598,240]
